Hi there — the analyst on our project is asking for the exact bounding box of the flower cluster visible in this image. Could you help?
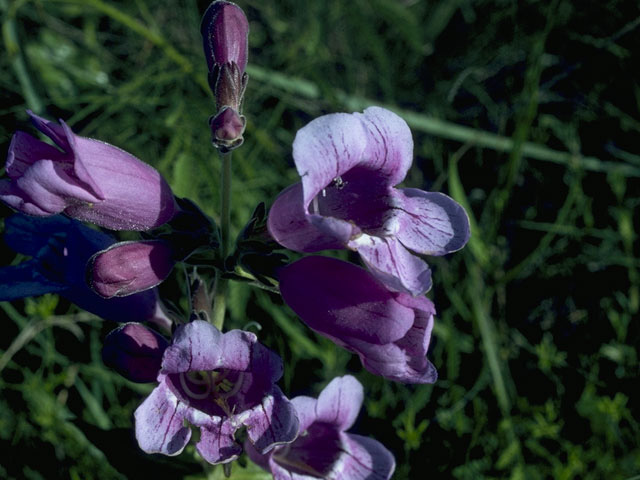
[0,1,470,478]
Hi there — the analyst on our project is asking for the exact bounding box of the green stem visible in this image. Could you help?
[212,151,232,330]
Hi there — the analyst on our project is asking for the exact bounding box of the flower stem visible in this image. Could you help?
[212,151,232,330]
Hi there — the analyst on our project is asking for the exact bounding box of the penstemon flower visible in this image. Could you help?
[134,320,299,465]
[245,375,396,480]
[0,111,177,231]
[279,255,437,384]
[268,106,470,296]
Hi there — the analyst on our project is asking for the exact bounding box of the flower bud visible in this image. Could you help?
[209,106,246,152]
[201,1,249,76]
[102,323,169,383]
[88,240,175,298]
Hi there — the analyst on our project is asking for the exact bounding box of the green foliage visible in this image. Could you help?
[1,0,639,478]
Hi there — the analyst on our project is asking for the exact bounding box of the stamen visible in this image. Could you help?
[218,371,245,399]
[312,195,320,213]
[180,371,212,400]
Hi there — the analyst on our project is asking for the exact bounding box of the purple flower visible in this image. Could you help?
[267,106,470,296]
[134,320,299,464]
[102,323,169,383]
[246,375,395,480]
[0,111,177,231]
[201,1,249,151]
[87,240,176,298]
[279,256,437,384]
[0,213,171,329]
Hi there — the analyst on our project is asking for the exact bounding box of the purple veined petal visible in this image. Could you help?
[292,112,368,209]
[279,256,415,345]
[201,0,249,73]
[315,375,363,431]
[102,323,169,383]
[395,293,436,357]
[6,131,69,179]
[354,106,414,187]
[349,235,432,296]
[395,188,471,255]
[340,433,396,480]
[134,381,192,455]
[88,240,175,298]
[189,414,242,465]
[307,213,357,245]
[267,182,345,252]
[161,321,253,374]
[241,386,300,454]
[290,396,318,433]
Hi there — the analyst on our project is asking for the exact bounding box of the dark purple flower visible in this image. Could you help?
[0,111,177,231]
[87,240,176,298]
[246,375,395,480]
[0,213,171,329]
[134,320,299,464]
[102,323,169,383]
[279,256,437,384]
[267,106,470,296]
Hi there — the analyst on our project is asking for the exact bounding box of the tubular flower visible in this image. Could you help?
[245,375,395,480]
[267,106,470,296]
[134,320,299,465]
[0,111,177,230]
[279,256,438,384]
[0,213,171,328]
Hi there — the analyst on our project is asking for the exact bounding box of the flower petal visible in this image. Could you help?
[340,433,396,480]
[191,415,242,465]
[290,396,318,432]
[267,182,345,252]
[395,188,470,255]
[161,321,253,374]
[292,113,367,209]
[0,261,67,301]
[315,375,363,431]
[242,386,300,454]
[134,381,192,456]
[279,256,415,345]
[349,235,432,296]
[355,106,414,186]
[6,131,68,179]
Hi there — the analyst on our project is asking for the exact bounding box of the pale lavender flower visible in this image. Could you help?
[0,111,177,231]
[134,320,299,465]
[246,375,395,480]
[279,256,437,384]
[268,106,470,296]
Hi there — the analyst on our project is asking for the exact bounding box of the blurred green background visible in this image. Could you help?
[1,0,639,478]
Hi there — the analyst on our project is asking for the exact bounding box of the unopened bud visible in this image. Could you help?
[209,106,246,152]
[201,1,249,112]
[102,323,168,383]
